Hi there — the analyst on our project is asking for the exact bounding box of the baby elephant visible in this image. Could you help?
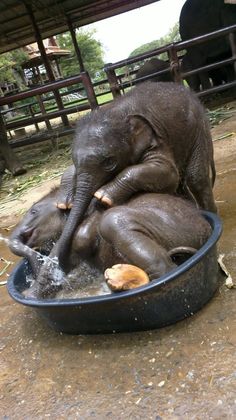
[136,58,172,83]
[57,81,217,270]
[9,174,212,298]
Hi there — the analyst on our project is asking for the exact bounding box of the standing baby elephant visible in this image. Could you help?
[54,82,217,270]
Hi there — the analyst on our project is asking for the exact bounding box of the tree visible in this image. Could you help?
[129,22,180,62]
[56,28,105,80]
[0,49,28,87]
[0,53,16,85]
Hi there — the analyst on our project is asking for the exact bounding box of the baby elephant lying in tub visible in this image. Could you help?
[9,167,212,299]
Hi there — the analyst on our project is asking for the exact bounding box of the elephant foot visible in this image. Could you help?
[104,264,150,292]
[94,190,113,207]
[56,197,73,210]
[56,202,73,209]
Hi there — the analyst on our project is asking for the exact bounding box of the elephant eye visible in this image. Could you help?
[30,208,38,215]
[103,156,117,171]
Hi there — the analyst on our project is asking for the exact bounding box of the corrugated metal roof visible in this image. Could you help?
[0,0,159,54]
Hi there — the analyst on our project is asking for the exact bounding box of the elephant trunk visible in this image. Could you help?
[57,172,98,271]
[9,239,43,278]
[7,224,41,277]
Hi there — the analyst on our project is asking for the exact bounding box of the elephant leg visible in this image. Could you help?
[186,74,201,92]
[73,209,102,256]
[186,149,217,213]
[229,32,236,76]
[199,72,212,90]
[99,207,176,280]
[56,165,76,209]
[95,158,179,207]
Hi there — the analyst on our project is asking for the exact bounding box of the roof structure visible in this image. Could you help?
[0,0,159,55]
[22,37,70,68]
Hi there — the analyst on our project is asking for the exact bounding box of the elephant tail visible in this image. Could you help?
[168,246,198,262]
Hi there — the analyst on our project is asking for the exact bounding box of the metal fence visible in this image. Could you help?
[0,23,236,149]
[104,23,236,98]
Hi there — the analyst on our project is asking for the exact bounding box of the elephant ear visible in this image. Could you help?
[126,114,158,160]
[127,114,154,138]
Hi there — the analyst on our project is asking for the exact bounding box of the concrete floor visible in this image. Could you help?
[0,133,236,418]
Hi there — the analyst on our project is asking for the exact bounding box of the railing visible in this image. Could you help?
[0,72,97,107]
[104,23,236,98]
[0,71,115,146]
[0,71,103,146]
[1,24,236,150]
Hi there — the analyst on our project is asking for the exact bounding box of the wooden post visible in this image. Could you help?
[36,95,52,131]
[104,66,121,98]
[168,46,183,84]
[23,2,69,128]
[0,113,26,175]
[81,72,98,109]
[29,104,39,132]
[36,95,57,148]
[67,18,85,73]
[54,57,62,78]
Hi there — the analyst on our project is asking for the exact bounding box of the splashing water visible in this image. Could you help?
[0,233,65,283]
[1,234,110,299]
[56,262,111,299]
[0,234,58,267]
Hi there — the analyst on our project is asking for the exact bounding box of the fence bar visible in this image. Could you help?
[104,23,236,72]
[197,80,236,97]
[182,56,236,78]
[5,103,91,131]
[0,75,84,106]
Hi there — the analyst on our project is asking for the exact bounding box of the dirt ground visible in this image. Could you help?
[0,107,235,419]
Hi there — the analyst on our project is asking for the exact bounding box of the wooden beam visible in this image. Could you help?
[23,1,69,128]
[67,17,85,72]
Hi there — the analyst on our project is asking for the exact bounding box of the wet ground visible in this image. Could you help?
[0,117,236,418]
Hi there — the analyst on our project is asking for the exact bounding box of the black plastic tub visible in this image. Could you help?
[7,211,222,334]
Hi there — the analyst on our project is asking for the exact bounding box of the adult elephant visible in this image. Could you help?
[181,52,235,92]
[179,0,236,90]
[136,58,172,83]
[53,81,216,271]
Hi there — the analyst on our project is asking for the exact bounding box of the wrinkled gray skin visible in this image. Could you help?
[179,0,236,91]
[56,82,217,271]
[9,178,212,298]
[9,165,76,280]
[9,165,76,253]
[136,58,172,83]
